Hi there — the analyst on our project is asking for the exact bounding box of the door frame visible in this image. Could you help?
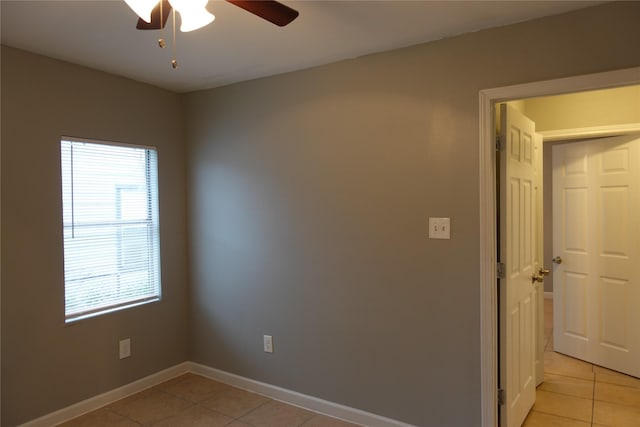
[478,66,640,427]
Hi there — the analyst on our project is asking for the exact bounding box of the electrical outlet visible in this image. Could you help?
[263,335,273,353]
[119,338,131,359]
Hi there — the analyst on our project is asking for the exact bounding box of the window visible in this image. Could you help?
[60,138,161,322]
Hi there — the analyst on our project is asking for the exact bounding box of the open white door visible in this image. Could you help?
[533,133,545,387]
[552,134,640,378]
[499,104,541,427]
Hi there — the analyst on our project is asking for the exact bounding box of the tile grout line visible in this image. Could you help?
[536,387,593,402]
[543,370,595,382]
[530,408,592,425]
[232,396,273,425]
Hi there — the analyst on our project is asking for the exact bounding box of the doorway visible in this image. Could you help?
[478,67,640,427]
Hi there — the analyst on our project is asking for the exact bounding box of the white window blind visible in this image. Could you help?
[61,139,161,322]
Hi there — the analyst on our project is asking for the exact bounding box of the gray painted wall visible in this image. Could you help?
[1,47,189,426]
[185,3,640,426]
[1,2,640,427]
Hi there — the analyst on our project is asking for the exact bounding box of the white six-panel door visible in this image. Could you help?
[534,133,545,387]
[499,104,539,427]
[553,134,640,377]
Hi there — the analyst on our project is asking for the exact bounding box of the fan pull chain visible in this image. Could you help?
[171,7,178,69]
[158,0,166,48]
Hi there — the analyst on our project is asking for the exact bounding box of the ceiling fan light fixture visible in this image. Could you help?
[168,0,215,32]
[124,0,159,23]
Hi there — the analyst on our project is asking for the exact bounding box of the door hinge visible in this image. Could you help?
[497,262,506,279]
[495,135,504,151]
[498,389,506,406]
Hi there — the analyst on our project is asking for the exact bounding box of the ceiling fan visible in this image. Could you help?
[127,0,299,32]
[124,0,299,68]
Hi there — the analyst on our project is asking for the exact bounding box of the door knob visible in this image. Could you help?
[552,256,563,264]
[531,274,545,283]
[539,267,550,276]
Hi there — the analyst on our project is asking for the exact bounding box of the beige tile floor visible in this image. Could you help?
[523,298,640,427]
[58,374,359,427]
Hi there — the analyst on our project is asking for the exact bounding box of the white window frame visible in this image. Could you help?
[60,137,162,323]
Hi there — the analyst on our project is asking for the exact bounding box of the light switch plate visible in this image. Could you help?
[429,217,451,239]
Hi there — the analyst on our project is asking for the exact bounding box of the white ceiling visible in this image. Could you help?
[1,0,605,93]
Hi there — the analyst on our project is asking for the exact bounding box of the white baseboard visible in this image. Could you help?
[20,362,191,427]
[20,361,416,427]
[189,362,416,427]
[544,291,553,300]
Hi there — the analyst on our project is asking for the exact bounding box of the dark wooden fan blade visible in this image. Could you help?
[136,0,171,30]
[226,0,299,27]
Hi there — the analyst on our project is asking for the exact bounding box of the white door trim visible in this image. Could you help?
[478,66,640,427]
[540,123,640,142]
